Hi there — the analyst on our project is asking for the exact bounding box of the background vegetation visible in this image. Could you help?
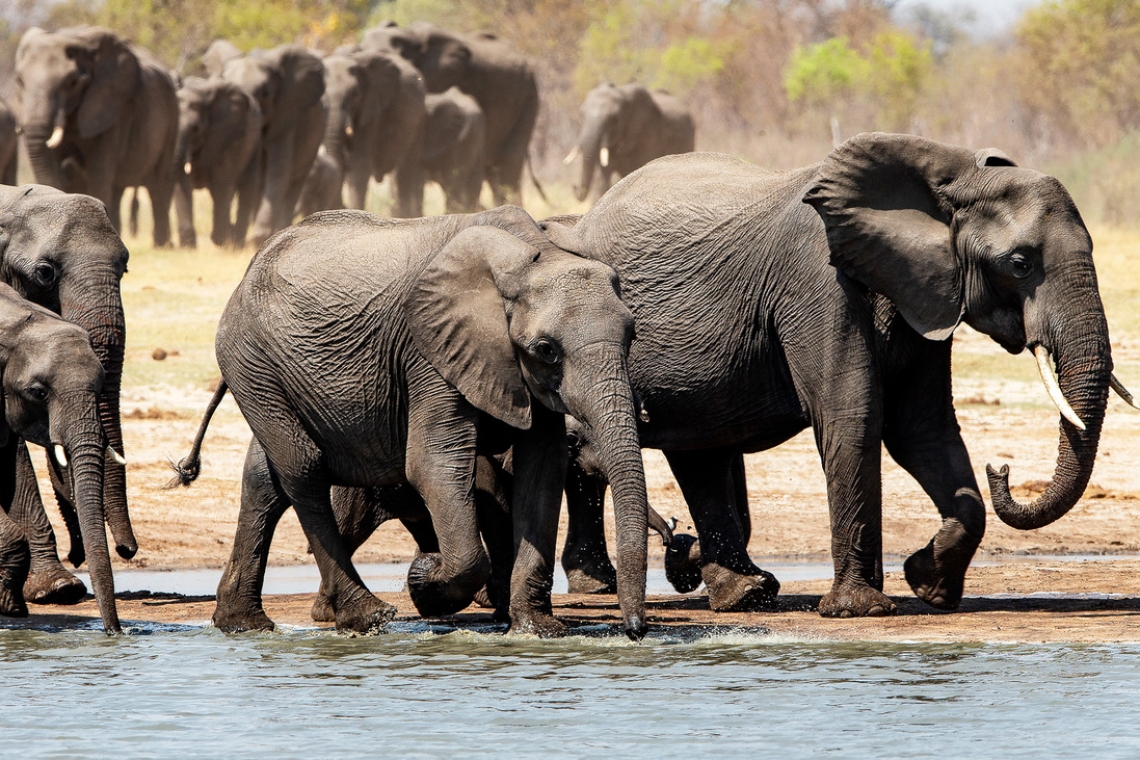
[2,0,1140,225]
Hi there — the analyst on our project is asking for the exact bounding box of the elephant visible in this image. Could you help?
[541,133,1120,618]
[173,76,262,248]
[564,83,695,204]
[423,87,485,213]
[315,46,426,217]
[201,39,242,78]
[361,22,539,207]
[222,44,327,246]
[0,281,121,633]
[179,205,651,639]
[0,184,133,607]
[0,98,16,185]
[14,26,179,247]
[295,147,343,219]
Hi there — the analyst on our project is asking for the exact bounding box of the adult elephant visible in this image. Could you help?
[317,46,425,216]
[222,45,327,246]
[173,76,262,247]
[15,26,178,247]
[201,39,242,78]
[542,133,1119,618]
[564,83,695,204]
[423,87,485,213]
[361,22,538,207]
[0,98,16,185]
[0,184,133,606]
[0,282,121,633]
[181,205,650,639]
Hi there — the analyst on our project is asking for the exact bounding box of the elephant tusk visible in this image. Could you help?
[562,145,581,165]
[1034,345,1086,431]
[345,125,354,138]
[45,125,65,149]
[184,161,192,175]
[600,147,610,168]
[106,446,127,466]
[53,444,68,468]
[1111,373,1140,410]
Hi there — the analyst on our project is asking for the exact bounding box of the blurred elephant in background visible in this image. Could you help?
[0,282,123,633]
[314,46,426,216]
[0,184,134,607]
[202,39,242,78]
[423,87,485,213]
[174,76,262,247]
[222,44,327,246]
[0,98,16,185]
[565,83,695,204]
[15,26,178,247]
[361,22,539,207]
[296,147,342,218]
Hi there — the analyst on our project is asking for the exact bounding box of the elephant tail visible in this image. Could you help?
[166,379,229,488]
[526,152,548,205]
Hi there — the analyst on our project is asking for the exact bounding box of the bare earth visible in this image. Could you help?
[11,321,1140,643]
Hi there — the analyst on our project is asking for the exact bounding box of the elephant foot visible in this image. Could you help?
[406,552,488,618]
[334,594,397,634]
[473,585,495,608]
[0,584,28,617]
[562,548,617,594]
[904,520,979,611]
[818,583,897,618]
[702,562,780,612]
[310,594,335,623]
[664,533,702,593]
[212,605,276,633]
[1,531,30,616]
[509,608,566,638]
[24,566,87,605]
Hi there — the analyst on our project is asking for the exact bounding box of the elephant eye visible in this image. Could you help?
[25,385,47,402]
[1009,253,1033,278]
[532,339,562,365]
[33,262,57,287]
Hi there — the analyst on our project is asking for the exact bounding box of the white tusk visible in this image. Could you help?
[53,444,68,468]
[1034,345,1086,431]
[1111,373,1140,410]
[345,124,354,138]
[562,145,581,165]
[184,161,193,175]
[106,446,127,466]
[599,147,609,168]
[45,125,65,149]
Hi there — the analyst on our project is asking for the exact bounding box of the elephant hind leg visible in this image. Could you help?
[561,457,617,595]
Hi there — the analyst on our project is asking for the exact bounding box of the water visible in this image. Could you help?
[2,624,1140,757]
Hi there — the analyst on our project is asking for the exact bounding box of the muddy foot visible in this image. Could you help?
[334,595,397,634]
[24,567,87,605]
[212,606,276,633]
[510,609,566,638]
[818,584,897,618]
[664,534,702,593]
[904,522,979,610]
[407,552,485,618]
[310,594,335,623]
[703,563,780,612]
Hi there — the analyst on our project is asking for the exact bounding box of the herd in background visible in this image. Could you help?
[0,21,700,250]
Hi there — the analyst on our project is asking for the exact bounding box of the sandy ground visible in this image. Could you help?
[9,320,1140,643]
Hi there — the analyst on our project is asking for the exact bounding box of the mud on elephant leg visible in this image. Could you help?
[665,450,780,612]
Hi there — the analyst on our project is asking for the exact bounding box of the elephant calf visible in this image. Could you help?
[183,205,652,639]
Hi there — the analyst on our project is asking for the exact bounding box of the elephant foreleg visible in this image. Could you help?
[561,457,618,594]
[174,172,197,249]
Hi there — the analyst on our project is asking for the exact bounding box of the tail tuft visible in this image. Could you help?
[165,455,201,489]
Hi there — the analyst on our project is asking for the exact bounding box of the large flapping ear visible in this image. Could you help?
[803,132,981,341]
[404,226,539,429]
[73,28,140,140]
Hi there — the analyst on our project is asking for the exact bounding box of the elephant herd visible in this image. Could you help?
[0,21,698,254]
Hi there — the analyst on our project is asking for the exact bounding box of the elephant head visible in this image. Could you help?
[567,83,656,202]
[222,45,325,141]
[176,77,261,183]
[362,22,470,93]
[0,283,118,632]
[405,213,649,637]
[15,26,140,190]
[0,184,133,560]
[320,50,402,172]
[804,132,1117,531]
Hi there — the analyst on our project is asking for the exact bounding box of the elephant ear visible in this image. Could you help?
[73,28,139,140]
[803,132,980,341]
[975,148,1017,168]
[357,51,401,126]
[404,226,538,429]
[421,28,471,91]
[267,47,325,140]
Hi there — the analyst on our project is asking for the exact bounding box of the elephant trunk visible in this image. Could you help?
[23,121,65,189]
[989,276,1112,530]
[572,124,604,203]
[323,105,349,173]
[62,291,135,559]
[564,344,648,639]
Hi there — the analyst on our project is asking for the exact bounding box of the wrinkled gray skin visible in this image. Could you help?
[423,87,485,213]
[0,98,16,185]
[173,76,262,247]
[570,83,695,204]
[311,46,426,217]
[15,26,178,247]
[0,282,118,632]
[193,205,650,638]
[0,184,132,607]
[222,45,327,246]
[544,133,1111,618]
[362,22,538,207]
